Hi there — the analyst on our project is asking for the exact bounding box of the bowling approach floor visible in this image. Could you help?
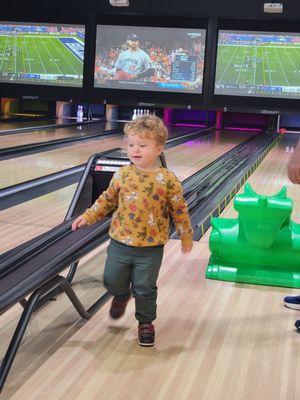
[1,130,300,399]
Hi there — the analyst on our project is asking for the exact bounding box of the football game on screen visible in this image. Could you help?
[0,22,85,87]
[215,30,300,99]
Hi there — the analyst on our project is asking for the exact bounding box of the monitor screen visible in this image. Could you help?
[214,30,300,99]
[94,25,206,94]
[0,22,85,87]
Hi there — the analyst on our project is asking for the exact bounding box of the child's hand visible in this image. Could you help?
[72,215,88,231]
[181,243,193,253]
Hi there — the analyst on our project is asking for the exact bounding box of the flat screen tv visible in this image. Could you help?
[0,22,85,87]
[214,30,300,99]
[94,25,206,94]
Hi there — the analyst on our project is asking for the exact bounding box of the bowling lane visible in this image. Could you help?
[166,130,247,181]
[0,129,253,189]
[0,118,61,132]
[0,117,106,133]
[0,130,255,254]
[0,134,124,189]
[201,134,300,244]
[0,122,197,149]
[0,121,120,149]
[0,125,198,188]
[0,184,77,254]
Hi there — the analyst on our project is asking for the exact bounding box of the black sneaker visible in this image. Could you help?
[138,323,155,346]
[295,320,300,331]
[109,296,130,319]
[284,295,300,311]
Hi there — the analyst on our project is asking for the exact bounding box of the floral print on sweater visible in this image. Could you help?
[82,165,193,247]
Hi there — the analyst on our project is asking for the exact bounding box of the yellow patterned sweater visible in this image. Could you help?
[82,165,193,247]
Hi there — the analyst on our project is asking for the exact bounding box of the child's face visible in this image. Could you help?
[125,132,163,171]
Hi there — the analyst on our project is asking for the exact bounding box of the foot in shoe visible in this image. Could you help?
[138,323,155,347]
[284,295,300,311]
[109,296,130,319]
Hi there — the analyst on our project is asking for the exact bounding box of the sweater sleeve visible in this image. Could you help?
[168,173,194,247]
[81,170,121,225]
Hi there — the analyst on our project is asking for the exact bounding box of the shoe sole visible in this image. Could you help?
[138,340,155,347]
[284,302,300,311]
[109,312,125,319]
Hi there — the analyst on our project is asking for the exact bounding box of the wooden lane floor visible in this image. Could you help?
[165,129,248,181]
[2,135,300,399]
[0,130,254,254]
[0,122,198,149]
[0,118,107,134]
[2,241,299,398]
[2,222,300,400]
[0,129,253,189]
[0,118,61,132]
[0,121,118,148]
[0,135,124,189]
[0,122,193,147]
[196,135,300,399]
[0,184,77,254]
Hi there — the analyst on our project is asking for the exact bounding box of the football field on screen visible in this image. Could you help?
[215,44,300,87]
[0,34,83,83]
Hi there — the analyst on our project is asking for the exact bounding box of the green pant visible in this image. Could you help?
[103,239,164,323]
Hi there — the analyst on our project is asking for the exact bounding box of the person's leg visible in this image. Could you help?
[131,245,164,346]
[103,240,133,318]
[131,245,164,323]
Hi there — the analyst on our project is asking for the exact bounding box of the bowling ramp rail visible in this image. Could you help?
[0,219,112,392]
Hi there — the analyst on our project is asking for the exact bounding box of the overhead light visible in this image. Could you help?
[263,3,283,13]
[109,0,129,7]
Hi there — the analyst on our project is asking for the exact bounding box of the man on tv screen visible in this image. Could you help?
[96,33,155,81]
[94,26,205,93]
[114,33,155,80]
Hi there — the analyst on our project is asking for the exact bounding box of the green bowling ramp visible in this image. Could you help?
[206,183,300,288]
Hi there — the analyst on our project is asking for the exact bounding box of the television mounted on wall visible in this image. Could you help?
[94,24,206,95]
[0,21,85,87]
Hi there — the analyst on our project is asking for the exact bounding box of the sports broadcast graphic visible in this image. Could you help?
[94,25,206,94]
[215,30,300,99]
[0,22,85,87]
